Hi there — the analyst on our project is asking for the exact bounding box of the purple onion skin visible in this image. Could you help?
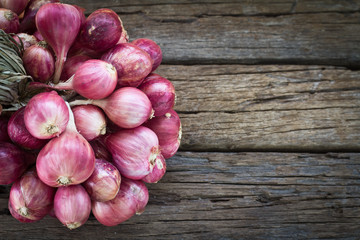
[0,142,28,185]
[90,136,112,162]
[60,54,90,81]
[144,109,182,159]
[7,107,48,149]
[0,0,30,15]
[132,38,162,72]
[33,30,43,41]
[138,73,176,116]
[79,8,122,53]
[121,177,149,214]
[54,185,91,230]
[8,168,56,222]
[0,8,19,33]
[142,154,166,183]
[0,117,10,142]
[101,43,153,87]
[83,158,121,202]
[23,42,55,82]
[8,202,35,223]
[20,0,60,33]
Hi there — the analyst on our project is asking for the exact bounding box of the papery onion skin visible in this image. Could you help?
[20,0,59,33]
[36,103,95,187]
[0,0,30,15]
[144,109,181,159]
[22,41,55,82]
[13,33,38,50]
[92,178,137,226]
[8,202,34,222]
[105,126,159,180]
[54,185,91,230]
[60,54,90,81]
[72,59,117,100]
[7,107,48,149]
[83,158,121,202]
[92,87,153,129]
[72,105,107,141]
[79,8,121,53]
[24,91,69,139]
[142,154,166,183]
[36,3,82,83]
[138,73,175,116]
[90,136,112,162]
[0,117,10,142]
[8,168,56,222]
[121,177,149,214]
[117,16,128,44]
[0,8,19,33]
[132,38,162,72]
[101,43,152,87]
[0,142,27,185]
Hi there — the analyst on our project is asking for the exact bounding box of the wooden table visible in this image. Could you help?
[1,1,360,239]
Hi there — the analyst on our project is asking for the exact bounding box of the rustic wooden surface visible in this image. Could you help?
[1,0,360,239]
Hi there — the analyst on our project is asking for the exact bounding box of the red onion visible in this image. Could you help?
[51,59,117,99]
[73,5,86,27]
[36,102,95,187]
[132,38,162,71]
[72,105,106,141]
[13,33,38,50]
[24,91,69,139]
[8,168,56,222]
[0,142,27,184]
[83,158,121,202]
[101,43,153,87]
[142,154,166,183]
[70,87,153,129]
[79,8,122,53]
[0,0,29,15]
[0,8,19,33]
[105,126,159,180]
[33,30,43,41]
[144,109,182,159]
[54,185,91,229]
[0,116,10,142]
[90,136,112,162]
[7,107,47,149]
[20,0,59,33]
[67,39,102,59]
[138,73,175,116]
[121,177,149,214]
[60,54,90,81]
[91,179,136,226]
[36,3,82,83]
[22,41,55,82]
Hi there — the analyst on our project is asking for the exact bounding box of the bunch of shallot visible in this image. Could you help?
[0,0,181,229]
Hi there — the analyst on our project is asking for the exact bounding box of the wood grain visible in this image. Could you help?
[63,0,360,67]
[1,152,359,239]
[153,65,360,151]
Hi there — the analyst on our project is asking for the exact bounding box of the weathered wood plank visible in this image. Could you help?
[1,152,359,239]
[62,0,360,66]
[153,65,360,151]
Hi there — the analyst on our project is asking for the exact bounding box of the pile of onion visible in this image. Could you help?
[0,0,181,230]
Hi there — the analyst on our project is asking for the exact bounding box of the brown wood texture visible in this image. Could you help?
[1,152,359,239]
[1,0,360,239]
[62,0,360,67]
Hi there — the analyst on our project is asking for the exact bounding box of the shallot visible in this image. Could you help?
[36,102,95,187]
[138,73,175,116]
[72,105,106,141]
[36,3,82,83]
[8,168,55,222]
[89,136,112,162]
[0,117,10,142]
[54,185,91,229]
[0,8,19,33]
[24,91,69,139]
[144,109,182,159]
[142,154,166,183]
[0,0,30,15]
[83,158,121,202]
[132,38,162,71]
[105,126,159,180]
[13,33,38,50]
[60,54,90,81]
[121,177,149,214]
[101,43,153,87]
